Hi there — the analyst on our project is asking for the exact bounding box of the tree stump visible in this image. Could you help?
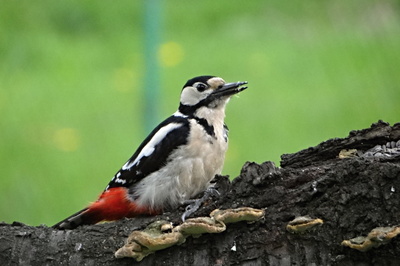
[1,120,400,265]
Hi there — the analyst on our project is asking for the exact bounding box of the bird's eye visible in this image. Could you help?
[196,83,207,92]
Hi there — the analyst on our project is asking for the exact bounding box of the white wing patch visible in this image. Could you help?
[122,122,183,170]
[173,110,188,118]
[113,172,126,184]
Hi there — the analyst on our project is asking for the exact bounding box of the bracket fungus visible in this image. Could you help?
[115,207,264,261]
[286,216,324,234]
[341,226,400,252]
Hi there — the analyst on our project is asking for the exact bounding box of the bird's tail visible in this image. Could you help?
[52,187,161,229]
[52,207,103,230]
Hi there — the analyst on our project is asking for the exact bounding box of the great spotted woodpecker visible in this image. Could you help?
[53,76,248,229]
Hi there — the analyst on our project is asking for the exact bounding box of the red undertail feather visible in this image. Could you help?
[53,187,160,229]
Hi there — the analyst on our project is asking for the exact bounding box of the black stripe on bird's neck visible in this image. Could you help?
[178,103,216,138]
[178,104,197,116]
[178,95,217,117]
[192,117,215,138]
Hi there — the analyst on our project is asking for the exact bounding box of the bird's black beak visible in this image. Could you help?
[212,81,248,97]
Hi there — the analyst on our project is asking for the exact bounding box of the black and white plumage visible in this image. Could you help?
[53,75,247,229]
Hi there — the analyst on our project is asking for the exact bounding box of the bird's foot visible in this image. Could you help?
[181,186,220,221]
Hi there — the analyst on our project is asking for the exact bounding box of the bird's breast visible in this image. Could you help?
[131,118,228,210]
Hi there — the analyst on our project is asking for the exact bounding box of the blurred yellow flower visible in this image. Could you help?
[158,41,184,67]
[53,128,80,152]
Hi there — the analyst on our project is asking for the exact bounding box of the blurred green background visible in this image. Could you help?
[1,0,399,226]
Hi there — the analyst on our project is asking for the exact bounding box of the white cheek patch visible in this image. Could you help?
[122,122,183,170]
[180,87,210,106]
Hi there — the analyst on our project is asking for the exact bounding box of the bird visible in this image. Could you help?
[53,75,248,229]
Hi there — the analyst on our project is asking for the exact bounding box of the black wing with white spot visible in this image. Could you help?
[105,115,190,190]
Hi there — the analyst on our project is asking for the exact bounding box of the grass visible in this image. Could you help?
[1,0,399,226]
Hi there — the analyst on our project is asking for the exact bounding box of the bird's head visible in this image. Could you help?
[178,76,248,116]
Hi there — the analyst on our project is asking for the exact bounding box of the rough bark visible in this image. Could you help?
[1,120,400,266]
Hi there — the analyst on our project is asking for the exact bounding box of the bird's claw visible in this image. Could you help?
[181,186,220,221]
